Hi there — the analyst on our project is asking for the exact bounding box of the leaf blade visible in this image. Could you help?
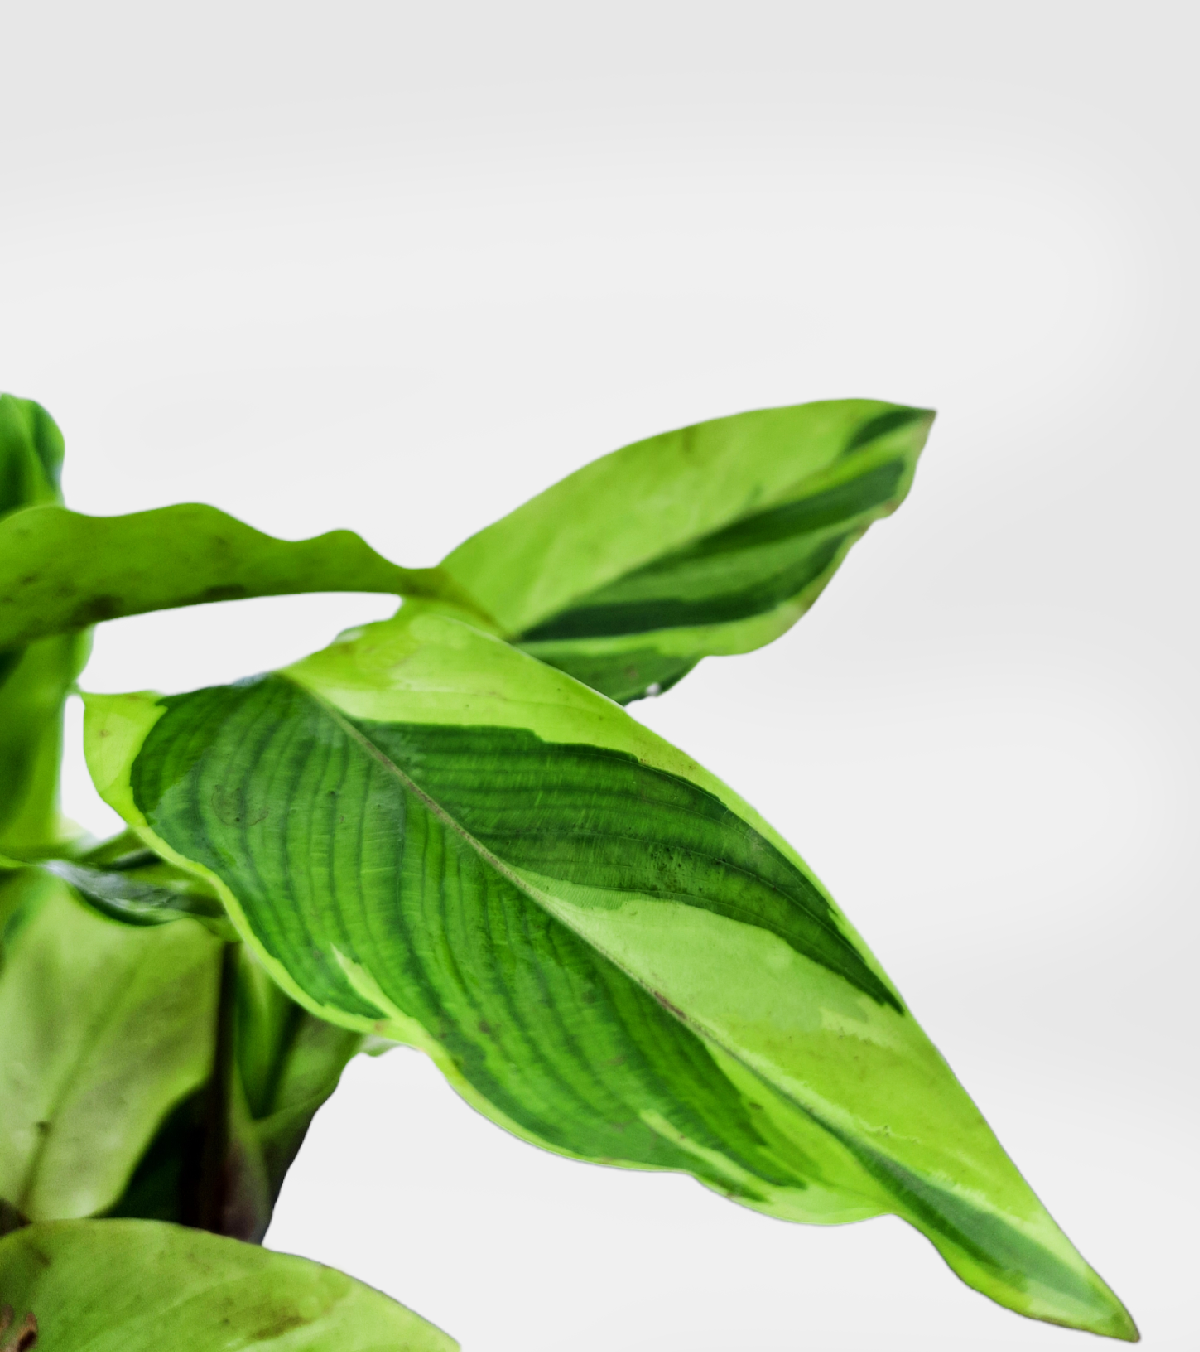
[0,1219,456,1351]
[0,880,219,1221]
[440,399,933,700]
[0,502,484,650]
[0,396,87,854]
[84,613,1137,1340]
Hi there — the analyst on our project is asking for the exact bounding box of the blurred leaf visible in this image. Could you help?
[0,397,87,855]
[0,633,90,856]
[0,881,218,1222]
[0,395,61,518]
[108,942,359,1241]
[43,835,233,933]
[0,1219,456,1350]
[439,399,932,700]
[85,611,1136,1340]
[0,501,486,651]
[233,951,363,1210]
[23,828,359,1240]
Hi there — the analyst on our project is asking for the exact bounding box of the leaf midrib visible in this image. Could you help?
[279,673,879,1169]
[14,939,153,1216]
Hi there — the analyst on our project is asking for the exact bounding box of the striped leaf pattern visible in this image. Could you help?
[439,399,933,701]
[85,611,1136,1340]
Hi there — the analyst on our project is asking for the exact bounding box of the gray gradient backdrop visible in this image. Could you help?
[2,3,1195,1348]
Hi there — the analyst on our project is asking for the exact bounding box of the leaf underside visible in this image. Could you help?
[440,399,934,701]
[85,612,1136,1341]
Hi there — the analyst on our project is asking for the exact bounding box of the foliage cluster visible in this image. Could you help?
[0,393,1136,1347]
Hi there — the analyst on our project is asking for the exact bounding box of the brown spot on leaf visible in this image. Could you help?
[0,1308,38,1352]
[245,1310,308,1341]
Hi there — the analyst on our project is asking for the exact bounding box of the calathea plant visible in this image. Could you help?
[0,392,1137,1347]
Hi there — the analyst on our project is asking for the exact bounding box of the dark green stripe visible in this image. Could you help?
[352,717,899,1011]
[0,649,21,692]
[128,678,826,1191]
[841,407,929,455]
[519,533,850,641]
[519,460,905,642]
[680,459,906,557]
[517,648,698,706]
[858,1149,1101,1310]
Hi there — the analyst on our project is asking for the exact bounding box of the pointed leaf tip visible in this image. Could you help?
[82,610,1136,1338]
[440,398,935,701]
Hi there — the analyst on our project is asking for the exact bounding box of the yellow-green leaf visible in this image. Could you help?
[440,399,933,701]
[0,1219,455,1350]
[0,880,217,1222]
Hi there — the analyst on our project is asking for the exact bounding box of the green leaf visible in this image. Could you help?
[0,502,487,651]
[107,940,360,1240]
[439,399,933,701]
[0,880,218,1222]
[27,830,359,1239]
[0,395,62,517]
[0,1219,456,1350]
[0,397,87,855]
[84,612,1137,1341]
[0,633,90,856]
[42,833,233,932]
[232,950,363,1209]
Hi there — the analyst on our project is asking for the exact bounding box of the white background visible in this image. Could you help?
[2,3,1196,1348]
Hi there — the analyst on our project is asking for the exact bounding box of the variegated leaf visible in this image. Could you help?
[439,399,932,701]
[84,611,1136,1340]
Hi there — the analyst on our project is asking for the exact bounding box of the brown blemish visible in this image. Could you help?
[0,1307,38,1352]
[651,991,686,1021]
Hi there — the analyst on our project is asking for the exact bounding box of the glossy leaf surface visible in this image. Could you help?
[440,399,933,700]
[0,502,481,651]
[0,881,217,1221]
[86,612,1135,1339]
[0,1219,456,1351]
